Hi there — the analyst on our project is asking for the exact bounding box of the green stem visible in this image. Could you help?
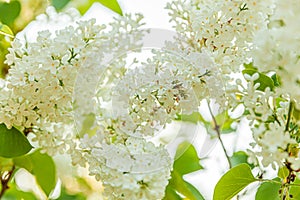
[207,102,232,169]
[285,101,294,132]
[258,179,281,184]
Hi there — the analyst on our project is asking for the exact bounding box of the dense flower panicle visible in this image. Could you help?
[166,0,273,73]
[165,0,275,113]
[80,135,172,200]
[238,73,273,122]
[1,6,173,199]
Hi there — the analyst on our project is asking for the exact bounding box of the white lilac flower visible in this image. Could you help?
[288,155,300,171]
[260,123,295,152]
[260,150,289,169]
[81,136,172,200]
[238,74,274,123]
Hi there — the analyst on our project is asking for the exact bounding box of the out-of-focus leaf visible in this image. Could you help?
[164,142,204,200]
[77,0,123,15]
[173,142,203,175]
[13,150,56,196]
[52,0,71,11]
[0,124,33,158]
[0,1,21,26]
[96,0,123,15]
[0,23,14,38]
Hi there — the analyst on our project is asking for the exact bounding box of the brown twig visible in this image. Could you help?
[0,165,15,198]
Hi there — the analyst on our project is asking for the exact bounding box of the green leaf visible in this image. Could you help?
[13,150,56,196]
[0,1,21,25]
[229,151,254,169]
[255,178,281,200]
[173,142,203,175]
[0,23,14,38]
[0,124,33,158]
[242,69,275,91]
[290,179,300,199]
[78,0,123,15]
[164,142,204,200]
[277,166,289,180]
[13,155,33,172]
[51,0,71,11]
[213,164,257,200]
